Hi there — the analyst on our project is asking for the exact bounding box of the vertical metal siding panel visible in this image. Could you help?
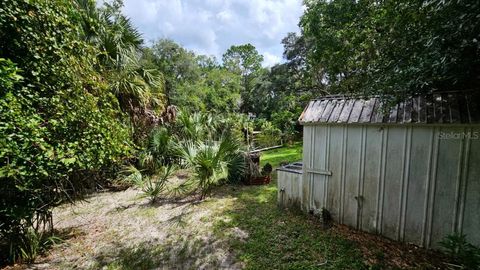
[378,127,388,234]
[298,170,304,206]
[461,127,480,246]
[457,128,471,233]
[399,127,412,241]
[277,171,284,206]
[382,127,405,240]
[302,127,312,210]
[296,173,302,204]
[278,171,303,208]
[285,172,291,204]
[430,127,464,248]
[309,126,316,210]
[425,127,440,247]
[312,126,327,209]
[421,128,435,246]
[343,126,362,228]
[291,173,298,204]
[327,126,344,220]
[286,172,292,205]
[340,125,348,223]
[325,125,331,207]
[286,173,292,203]
[313,126,326,169]
[278,171,287,207]
[453,127,466,232]
[362,126,383,233]
[357,126,367,229]
[405,127,431,245]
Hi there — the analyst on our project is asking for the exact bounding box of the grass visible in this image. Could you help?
[260,142,302,168]
[212,184,367,269]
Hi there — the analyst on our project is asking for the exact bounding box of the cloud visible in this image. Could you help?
[263,52,282,67]
[121,0,304,66]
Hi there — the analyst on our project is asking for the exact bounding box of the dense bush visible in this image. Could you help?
[139,127,176,172]
[0,0,132,263]
[178,137,245,199]
[256,121,282,148]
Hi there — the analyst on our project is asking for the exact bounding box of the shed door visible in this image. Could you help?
[307,126,331,211]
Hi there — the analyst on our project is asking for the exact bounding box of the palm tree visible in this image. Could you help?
[119,165,175,203]
[178,137,245,199]
[108,47,165,115]
[139,126,175,172]
[75,0,165,136]
[75,0,143,60]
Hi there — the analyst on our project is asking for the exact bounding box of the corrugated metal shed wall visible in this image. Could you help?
[277,169,303,208]
[302,124,480,248]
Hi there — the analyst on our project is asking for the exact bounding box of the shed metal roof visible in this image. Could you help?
[299,91,480,125]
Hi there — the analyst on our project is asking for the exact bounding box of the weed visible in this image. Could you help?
[119,165,175,203]
[440,233,480,269]
[14,228,62,264]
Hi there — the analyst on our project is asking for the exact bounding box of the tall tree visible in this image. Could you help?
[301,0,480,101]
[222,44,264,113]
[281,32,324,93]
[148,39,200,105]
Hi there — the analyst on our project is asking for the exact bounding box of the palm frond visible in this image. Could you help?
[118,165,144,187]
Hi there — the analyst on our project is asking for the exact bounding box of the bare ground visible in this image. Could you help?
[28,188,244,270]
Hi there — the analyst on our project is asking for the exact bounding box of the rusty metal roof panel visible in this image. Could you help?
[348,99,365,123]
[313,99,330,122]
[328,99,345,123]
[320,99,336,122]
[359,98,376,123]
[298,92,480,125]
[337,99,355,123]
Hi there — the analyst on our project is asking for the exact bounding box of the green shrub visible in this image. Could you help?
[16,228,61,264]
[0,0,132,263]
[120,165,175,203]
[261,163,273,176]
[440,233,480,269]
[271,111,299,143]
[257,121,282,148]
[178,137,245,199]
[140,127,176,172]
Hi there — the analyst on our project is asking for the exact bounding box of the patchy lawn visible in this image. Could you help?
[212,185,366,269]
[260,142,302,168]
[9,146,450,269]
[23,184,366,270]
[16,183,449,270]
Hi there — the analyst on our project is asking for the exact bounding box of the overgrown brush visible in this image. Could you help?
[177,137,245,199]
[119,165,175,203]
[440,233,480,269]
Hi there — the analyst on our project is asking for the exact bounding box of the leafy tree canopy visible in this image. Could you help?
[300,0,480,100]
[222,44,265,113]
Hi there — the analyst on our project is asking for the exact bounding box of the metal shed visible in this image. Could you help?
[288,92,480,248]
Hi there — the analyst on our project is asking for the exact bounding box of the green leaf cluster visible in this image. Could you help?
[300,0,480,100]
[0,0,133,263]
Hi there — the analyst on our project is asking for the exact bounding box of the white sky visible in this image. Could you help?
[121,0,304,67]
